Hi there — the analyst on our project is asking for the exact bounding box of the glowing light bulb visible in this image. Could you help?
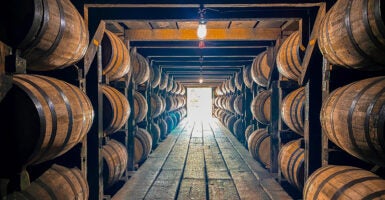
[197,23,207,40]
[199,78,203,83]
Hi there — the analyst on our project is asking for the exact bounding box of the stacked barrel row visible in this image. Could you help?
[0,0,94,198]
[304,0,385,199]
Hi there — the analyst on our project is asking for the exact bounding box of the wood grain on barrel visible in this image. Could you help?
[235,71,243,91]
[251,51,271,87]
[243,65,254,89]
[276,31,304,81]
[319,0,385,70]
[281,87,305,135]
[102,139,128,188]
[247,129,270,168]
[102,30,131,81]
[304,165,385,200]
[2,0,89,70]
[251,90,271,125]
[134,91,148,123]
[279,139,304,190]
[234,94,244,116]
[321,76,385,167]
[10,164,89,200]
[134,128,153,165]
[150,94,163,118]
[130,50,150,85]
[102,85,130,135]
[0,74,93,167]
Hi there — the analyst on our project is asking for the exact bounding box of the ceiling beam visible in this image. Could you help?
[155,61,250,66]
[130,41,274,48]
[138,47,264,57]
[124,28,281,41]
[151,56,254,62]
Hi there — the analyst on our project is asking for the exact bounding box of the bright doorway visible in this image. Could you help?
[187,88,212,120]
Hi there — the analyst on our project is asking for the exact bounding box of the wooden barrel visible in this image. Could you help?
[276,31,304,81]
[227,95,237,113]
[215,87,223,96]
[0,0,89,71]
[278,139,304,190]
[229,76,236,93]
[251,51,271,87]
[180,86,186,95]
[304,165,385,200]
[320,76,385,166]
[166,96,176,112]
[319,0,385,70]
[251,90,271,125]
[171,81,179,94]
[134,128,152,164]
[233,118,245,142]
[247,129,270,168]
[102,139,127,188]
[226,115,237,134]
[166,76,174,92]
[130,50,150,85]
[281,87,305,135]
[165,116,175,133]
[244,125,254,142]
[149,66,161,88]
[170,113,179,127]
[0,74,93,169]
[158,118,168,141]
[150,94,163,118]
[9,164,89,199]
[102,30,131,81]
[176,82,183,95]
[134,91,148,123]
[233,94,244,116]
[160,96,166,114]
[150,122,161,150]
[243,65,253,89]
[159,73,168,90]
[234,71,243,91]
[102,85,130,135]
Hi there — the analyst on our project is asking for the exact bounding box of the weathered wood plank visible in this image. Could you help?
[112,122,189,200]
[178,179,207,200]
[209,179,240,200]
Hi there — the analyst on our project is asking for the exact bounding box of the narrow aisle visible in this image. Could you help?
[113,118,291,200]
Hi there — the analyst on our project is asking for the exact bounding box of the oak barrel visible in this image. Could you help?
[227,95,237,113]
[0,0,89,71]
[244,125,254,142]
[0,74,94,169]
[228,77,236,93]
[247,129,270,168]
[134,128,152,164]
[243,65,253,89]
[319,0,385,70]
[166,76,174,92]
[150,122,161,149]
[278,139,304,190]
[102,85,130,135]
[150,94,163,118]
[234,71,243,91]
[281,87,305,135]
[226,115,237,134]
[233,94,244,116]
[9,164,89,199]
[251,90,271,125]
[233,118,245,142]
[102,139,127,188]
[158,119,168,141]
[102,30,131,81]
[130,50,150,85]
[134,91,148,123]
[149,66,161,88]
[251,51,271,87]
[320,76,385,166]
[165,116,175,133]
[166,96,176,111]
[159,73,168,90]
[276,31,304,81]
[304,165,385,200]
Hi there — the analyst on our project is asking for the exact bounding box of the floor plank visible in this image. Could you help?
[113,119,292,200]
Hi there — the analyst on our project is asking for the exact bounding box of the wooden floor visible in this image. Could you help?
[113,118,292,200]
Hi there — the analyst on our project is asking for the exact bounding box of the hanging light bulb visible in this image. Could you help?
[197,22,207,40]
[199,78,203,84]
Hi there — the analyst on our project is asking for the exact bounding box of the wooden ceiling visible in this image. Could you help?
[75,1,328,87]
